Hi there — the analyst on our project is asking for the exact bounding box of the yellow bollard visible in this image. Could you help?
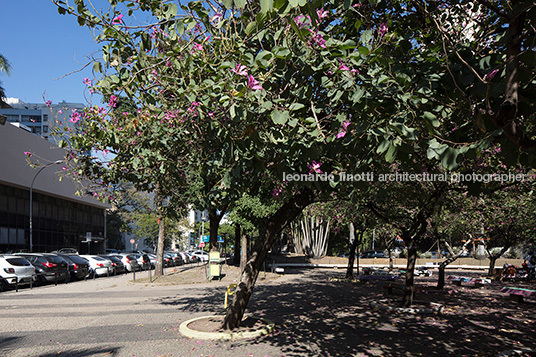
[224,283,238,308]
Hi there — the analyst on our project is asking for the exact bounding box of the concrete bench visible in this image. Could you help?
[501,287,536,303]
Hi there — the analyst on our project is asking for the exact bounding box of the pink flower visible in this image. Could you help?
[211,12,223,23]
[231,63,248,76]
[308,160,323,174]
[109,95,117,108]
[247,75,263,90]
[485,69,499,80]
[316,8,329,20]
[309,30,326,48]
[24,151,32,157]
[192,42,203,52]
[112,14,123,24]
[82,78,92,86]
[378,22,388,37]
[45,100,52,108]
[336,121,350,138]
[339,60,350,71]
[70,109,82,124]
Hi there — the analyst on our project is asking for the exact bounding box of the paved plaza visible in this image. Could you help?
[0,267,535,356]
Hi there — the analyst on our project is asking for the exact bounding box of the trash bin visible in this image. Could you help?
[209,251,221,281]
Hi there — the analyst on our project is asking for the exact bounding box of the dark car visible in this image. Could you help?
[56,254,90,280]
[361,250,387,259]
[16,253,70,285]
[100,255,126,274]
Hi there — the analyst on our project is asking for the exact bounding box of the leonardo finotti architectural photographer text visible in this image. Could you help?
[282,172,534,184]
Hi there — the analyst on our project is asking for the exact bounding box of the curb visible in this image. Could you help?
[179,315,275,340]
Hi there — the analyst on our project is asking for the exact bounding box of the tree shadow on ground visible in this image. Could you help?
[161,269,536,356]
[0,336,21,351]
[38,347,121,357]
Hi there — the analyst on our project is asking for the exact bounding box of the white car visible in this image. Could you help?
[0,255,36,289]
[190,250,209,262]
[80,255,113,277]
[112,253,140,272]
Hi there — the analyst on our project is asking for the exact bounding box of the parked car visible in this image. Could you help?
[80,255,113,277]
[16,253,70,284]
[146,254,157,269]
[132,254,151,270]
[190,250,209,262]
[165,252,183,266]
[361,251,387,259]
[113,253,140,272]
[177,252,190,264]
[185,252,199,263]
[56,254,90,280]
[0,254,36,289]
[100,255,126,275]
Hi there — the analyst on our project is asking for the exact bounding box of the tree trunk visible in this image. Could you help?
[402,244,417,307]
[436,237,473,289]
[222,189,315,330]
[155,215,165,276]
[346,222,357,279]
[487,245,510,276]
[240,232,248,273]
[208,209,222,252]
[233,223,241,266]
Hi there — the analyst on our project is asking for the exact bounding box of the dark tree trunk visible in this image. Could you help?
[208,209,222,252]
[233,223,241,266]
[403,244,417,307]
[222,189,315,330]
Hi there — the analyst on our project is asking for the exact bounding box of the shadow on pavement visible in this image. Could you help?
[39,347,121,357]
[161,268,536,356]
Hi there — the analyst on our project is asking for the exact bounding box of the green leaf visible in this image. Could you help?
[441,148,460,170]
[271,110,289,125]
[235,0,246,9]
[289,103,305,111]
[245,22,257,35]
[385,144,397,162]
[222,0,233,9]
[376,140,389,154]
[424,111,439,128]
[260,0,273,12]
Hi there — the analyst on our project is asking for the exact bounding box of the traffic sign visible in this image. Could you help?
[202,235,210,243]
[199,242,205,248]
[130,239,135,244]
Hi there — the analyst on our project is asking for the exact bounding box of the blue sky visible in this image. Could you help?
[1,1,101,105]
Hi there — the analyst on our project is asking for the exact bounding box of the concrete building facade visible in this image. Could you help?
[0,121,109,253]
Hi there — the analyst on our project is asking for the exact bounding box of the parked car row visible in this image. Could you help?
[0,250,203,292]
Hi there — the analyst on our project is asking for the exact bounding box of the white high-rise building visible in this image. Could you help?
[0,98,85,144]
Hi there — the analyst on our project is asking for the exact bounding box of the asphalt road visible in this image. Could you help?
[0,270,288,357]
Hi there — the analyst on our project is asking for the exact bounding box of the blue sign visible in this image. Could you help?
[202,235,210,243]
[217,235,224,243]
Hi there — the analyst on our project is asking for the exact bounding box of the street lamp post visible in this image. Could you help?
[29,160,62,252]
